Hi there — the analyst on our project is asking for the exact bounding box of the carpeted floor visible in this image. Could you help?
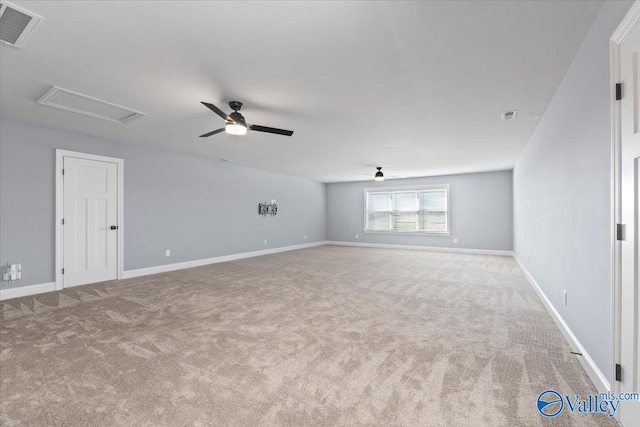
[0,246,617,426]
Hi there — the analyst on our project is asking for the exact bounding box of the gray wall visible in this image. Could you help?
[0,119,327,289]
[327,170,513,251]
[513,0,633,383]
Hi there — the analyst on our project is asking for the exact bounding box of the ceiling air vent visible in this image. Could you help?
[501,110,518,121]
[37,86,147,124]
[0,1,42,48]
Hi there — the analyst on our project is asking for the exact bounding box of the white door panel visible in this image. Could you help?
[618,14,640,427]
[63,157,118,287]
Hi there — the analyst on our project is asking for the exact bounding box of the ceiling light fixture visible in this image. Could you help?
[225,122,247,135]
[200,101,293,138]
[374,167,384,181]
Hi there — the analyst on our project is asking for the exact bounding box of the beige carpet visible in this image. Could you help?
[0,246,616,426]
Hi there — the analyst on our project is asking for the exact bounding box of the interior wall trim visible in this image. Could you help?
[0,241,610,397]
[121,241,328,279]
[0,242,329,300]
[0,282,56,301]
[326,241,513,256]
[513,254,610,394]
[609,0,640,399]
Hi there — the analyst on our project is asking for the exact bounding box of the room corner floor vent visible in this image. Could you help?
[0,1,42,48]
[37,86,147,124]
[501,110,517,121]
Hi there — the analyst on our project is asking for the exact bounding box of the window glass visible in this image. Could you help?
[365,186,449,234]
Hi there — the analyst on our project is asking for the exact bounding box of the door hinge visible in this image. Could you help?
[616,363,622,382]
[61,268,65,275]
[616,223,624,241]
[61,218,64,225]
[616,83,622,101]
[62,168,65,175]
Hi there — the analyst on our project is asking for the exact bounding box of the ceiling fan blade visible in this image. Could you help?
[201,102,230,121]
[199,128,225,137]
[249,125,294,136]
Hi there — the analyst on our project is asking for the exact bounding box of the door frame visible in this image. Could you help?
[55,149,124,290]
[610,0,640,402]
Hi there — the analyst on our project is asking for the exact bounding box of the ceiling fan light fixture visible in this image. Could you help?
[225,122,247,136]
[200,101,293,138]
[374,167,385,181]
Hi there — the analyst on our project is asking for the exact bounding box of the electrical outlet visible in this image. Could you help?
[453,238,458,244]
[563,290,568,306]
[264,239,267,245]
[356,234,359,239]
[304,235,307,240]
[3,262,22,282]
[165,250,171,257]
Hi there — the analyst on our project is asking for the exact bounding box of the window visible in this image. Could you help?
[365,185,449,234]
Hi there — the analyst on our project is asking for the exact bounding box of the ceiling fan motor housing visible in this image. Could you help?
[229,101,243,111]
[229,111,246,126]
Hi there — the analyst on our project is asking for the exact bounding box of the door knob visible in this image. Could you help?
[110,226,118,230]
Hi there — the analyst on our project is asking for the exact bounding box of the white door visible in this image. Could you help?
[618,11,640,426]
[63,156,119,287]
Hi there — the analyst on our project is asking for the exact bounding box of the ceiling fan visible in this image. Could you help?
[199,101,294,138]
[363,167,407,181]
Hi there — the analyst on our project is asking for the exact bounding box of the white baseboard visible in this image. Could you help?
[513,254,610,393]
[0,282,56,301]
[0,242,328,301]
[326,241,513,256]
[0,246,610,396]
[0,242,507,302]
[0,244,607,398]
[122,241,328,279]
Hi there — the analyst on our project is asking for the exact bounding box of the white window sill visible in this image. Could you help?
[364,230,451,236]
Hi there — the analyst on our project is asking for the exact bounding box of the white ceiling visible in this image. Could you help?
[1,1,602,183]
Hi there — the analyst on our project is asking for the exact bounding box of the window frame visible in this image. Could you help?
[363,184,450,236]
